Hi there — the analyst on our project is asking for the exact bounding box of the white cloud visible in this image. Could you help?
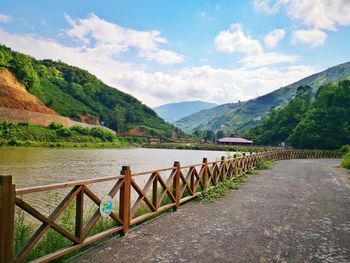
[215,23,262,54]
[139,49,185,65]
[253,0,282,14]
[240,52,298,68]
[114,65,316,106]
[0,14,11,23]
[0,27,314,107]
[285,0,350,31]
[215,24,297,67]
[254,0,350,31]
[0,13,316,107]
[64,13,184,65]
[292,29,327,47]
[264,29,285,47]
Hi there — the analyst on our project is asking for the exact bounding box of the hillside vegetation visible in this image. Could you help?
[175,62,350,134]
[0,45,183,138]
[153,100,217,123]
[243,80,350,150]
[0,121,125,147]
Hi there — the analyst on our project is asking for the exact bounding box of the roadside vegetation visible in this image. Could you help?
[341,145,350,170]
[0,121,128,148]
[256,159,273,170]
[199,158,273,202]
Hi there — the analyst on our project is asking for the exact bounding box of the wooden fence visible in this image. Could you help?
[0,149,342,262]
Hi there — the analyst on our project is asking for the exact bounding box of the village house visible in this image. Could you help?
[217,137,253,146]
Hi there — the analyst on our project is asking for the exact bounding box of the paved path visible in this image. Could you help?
[74,159,350,263]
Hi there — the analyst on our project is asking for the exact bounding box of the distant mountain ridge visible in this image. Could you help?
[153,100,217,123]
[175,61,350,134]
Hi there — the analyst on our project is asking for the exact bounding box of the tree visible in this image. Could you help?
[204,130,216,142]
[9,53,39,91]
[289,81,350,149]
[216,130,225,139]
[111,106,126,133]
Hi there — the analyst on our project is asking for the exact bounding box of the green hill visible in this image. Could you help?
[153,100,217,123]
[243,81,350,149]
[175,62,350,134]
[0,45,183,138]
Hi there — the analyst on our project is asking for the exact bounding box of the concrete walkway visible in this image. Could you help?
[73,159,350,263]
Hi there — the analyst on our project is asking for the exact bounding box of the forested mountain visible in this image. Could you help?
[0,45,183,138]
[153,100,217,123]
[175,62,350,134]
[243,80,350,149]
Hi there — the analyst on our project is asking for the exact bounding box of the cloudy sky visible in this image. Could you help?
[1,0,350,107]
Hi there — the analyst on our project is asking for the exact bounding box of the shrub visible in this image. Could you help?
[70,125,90,135]
[7,138,19,146]
[48,122,63,130]
[56,127,72,137]
[339,144,350,154]
[90,128,115,142]
[342,152,350,169]
[256,159,273,170]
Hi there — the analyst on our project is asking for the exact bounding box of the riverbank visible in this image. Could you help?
[143,142,271,153]
[0,121,148,148]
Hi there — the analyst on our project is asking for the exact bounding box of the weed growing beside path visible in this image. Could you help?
[256,159,273,170]
[199,159,274,202]
[198,176,247,202]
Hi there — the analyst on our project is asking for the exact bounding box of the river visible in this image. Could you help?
[0,147,231,212]
[0,147,231,188]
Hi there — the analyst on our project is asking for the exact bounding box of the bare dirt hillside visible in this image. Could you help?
[0,68,58,115]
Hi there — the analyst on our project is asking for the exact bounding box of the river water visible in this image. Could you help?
[0,147,232,214]
[0,147,230,188]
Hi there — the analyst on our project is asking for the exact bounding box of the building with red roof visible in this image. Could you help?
[217,137,253,146]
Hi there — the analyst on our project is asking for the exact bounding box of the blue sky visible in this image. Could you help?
[1,0,350,106]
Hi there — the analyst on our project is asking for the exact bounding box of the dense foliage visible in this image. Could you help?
[0,121,125,147]
[0,45,183,138]
[244,81,350,149]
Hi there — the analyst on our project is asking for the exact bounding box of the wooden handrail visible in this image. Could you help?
[16,175,125,195]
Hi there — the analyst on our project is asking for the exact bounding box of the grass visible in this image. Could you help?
[198,177,243,202]
[14,187,174,262]
[14,202,117,262]
[256,159,273,170]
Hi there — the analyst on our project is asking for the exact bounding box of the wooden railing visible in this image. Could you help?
[0,149,342,262]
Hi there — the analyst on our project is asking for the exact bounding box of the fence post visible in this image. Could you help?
[220,156,226,181]
[233,154,238,178]
[202,158,208,190]
[75,186,84,242]
[0,175,15,263]
[120,166,131,236]
[173,162,180,211]
[242,153,246,173]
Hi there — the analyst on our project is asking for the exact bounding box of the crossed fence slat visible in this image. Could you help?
[0,149,343,262]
